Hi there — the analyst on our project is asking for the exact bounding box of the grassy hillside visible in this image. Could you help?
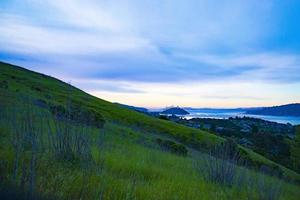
[0,62,220,146]
[1,61,300,199]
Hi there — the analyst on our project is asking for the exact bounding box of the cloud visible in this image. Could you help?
[70,79,145,94]
[0,15,153,55]
[0,0,274,54]
[0,0,300,107]
[173,53,300,83]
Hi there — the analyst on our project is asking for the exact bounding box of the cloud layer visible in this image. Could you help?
[1,0,300,107]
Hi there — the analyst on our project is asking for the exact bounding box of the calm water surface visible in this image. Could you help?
[184,109,300,125]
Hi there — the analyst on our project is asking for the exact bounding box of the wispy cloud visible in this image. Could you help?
[71,79,145,94]
[0,15,152,55]
[174,53,300,83]
[0,0,300,107]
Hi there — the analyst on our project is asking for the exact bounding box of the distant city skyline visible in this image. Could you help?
[1,0,300,107]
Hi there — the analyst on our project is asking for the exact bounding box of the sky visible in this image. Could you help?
[1,0,300,108]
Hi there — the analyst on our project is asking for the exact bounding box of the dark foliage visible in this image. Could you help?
[165,115,295,172]
[0,183,57,200]
[158,115,169,120]
[156,138,188,156]
[31,86,43,92]
[251,132,291,168]
[49,103,105,128]
[33,99,48,109]
[0,80,8,89]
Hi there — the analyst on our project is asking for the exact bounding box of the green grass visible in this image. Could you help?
[1,120,299,200]
[1,61,300,199]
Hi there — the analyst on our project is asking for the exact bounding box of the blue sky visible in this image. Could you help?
[1,0,300,107]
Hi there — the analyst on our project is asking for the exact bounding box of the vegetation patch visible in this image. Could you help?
[0,80,8,89]
[156,138,188,156]
[49,103,105,128]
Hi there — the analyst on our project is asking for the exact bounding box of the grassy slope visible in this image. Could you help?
[0,61,220,145]
[1,62,299,178]
[1,61,300,199]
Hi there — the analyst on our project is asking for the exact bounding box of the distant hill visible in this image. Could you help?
[161,107,189,115]
[246,103,300,117]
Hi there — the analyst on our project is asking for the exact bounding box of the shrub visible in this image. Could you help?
[260,165,284,178]
[0,80,8,89]
[48,119,92,163]
[159,115,169,120]
[7,99,41,199]
[256,175,282,200]
[48,104,93,164]
[31,86,43,92]
[49,103,105,128]
[156,138,188,156]
[33,99,48,109]
[194,141,242,186]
